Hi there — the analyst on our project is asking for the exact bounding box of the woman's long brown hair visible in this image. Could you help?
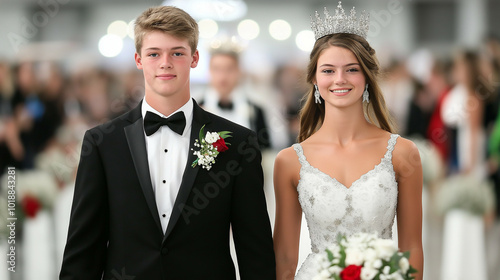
[298,33,395,142]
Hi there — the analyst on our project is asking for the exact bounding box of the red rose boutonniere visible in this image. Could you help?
[191,125,232,170]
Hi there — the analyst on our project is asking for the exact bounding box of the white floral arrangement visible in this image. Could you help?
[435,174,496,216]
[411,137,444,188]
[313,232,417,280]
[191,125,232,170]
[0,170,58,227]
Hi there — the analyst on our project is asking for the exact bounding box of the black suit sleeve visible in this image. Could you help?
[231,131,276,280]
[60,130,109,280]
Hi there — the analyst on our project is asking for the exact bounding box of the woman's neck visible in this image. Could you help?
[315,103,371,145]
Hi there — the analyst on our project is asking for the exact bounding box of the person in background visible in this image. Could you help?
[425,60,453,165]
[198,43,271,150]
[0,61,23,171]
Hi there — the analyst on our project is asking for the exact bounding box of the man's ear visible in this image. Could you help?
[135,52,143,70]
[191,50,199,68]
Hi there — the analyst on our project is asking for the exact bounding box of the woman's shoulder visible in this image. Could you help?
[392,135,422,170]
[393,135,419,155]
[274,145,302,186]
[275,145,300,164]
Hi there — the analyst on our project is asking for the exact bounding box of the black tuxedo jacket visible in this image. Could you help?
[60,99,276,280]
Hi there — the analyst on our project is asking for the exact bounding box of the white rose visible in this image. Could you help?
[205,132,220,144]
[391,272,404,280]
[399,257,409,274]
[361,267,378,280]
[328,265,342,275]
[373,259,383,269]
[374,239,397,260]
[320,269,330,278]
[345,249,364,266]
[363,248,377,263]
[382,265,390,275]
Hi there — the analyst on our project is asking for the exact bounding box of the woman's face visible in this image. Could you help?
[315,45,366,108]
[452,55,469,86]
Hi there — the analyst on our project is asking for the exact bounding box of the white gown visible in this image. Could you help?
[440,84,488,280]
[292,134,400,279]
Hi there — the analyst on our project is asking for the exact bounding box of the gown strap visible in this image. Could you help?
[384,134,400,160]
[292,143,309,167]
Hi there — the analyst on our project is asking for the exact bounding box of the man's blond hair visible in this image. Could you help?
[134,6,199,54]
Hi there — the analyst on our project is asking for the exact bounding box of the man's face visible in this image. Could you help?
[135,30,199,100]
[209,54,240,98]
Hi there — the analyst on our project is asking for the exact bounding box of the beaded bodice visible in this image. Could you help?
[292,134,399,255]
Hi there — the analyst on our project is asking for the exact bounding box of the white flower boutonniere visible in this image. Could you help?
[191,125,232,170]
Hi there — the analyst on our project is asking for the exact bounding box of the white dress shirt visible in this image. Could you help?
[141,98,193,233]
[202,86,251,129]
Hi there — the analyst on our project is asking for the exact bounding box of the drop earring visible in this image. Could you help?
[314,84,321,104]
[363,84,369,103]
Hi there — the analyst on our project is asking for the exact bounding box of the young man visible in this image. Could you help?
[199,46,271,149]
[60,6,276,280]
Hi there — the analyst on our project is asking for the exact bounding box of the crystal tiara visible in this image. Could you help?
[311,1,370,41]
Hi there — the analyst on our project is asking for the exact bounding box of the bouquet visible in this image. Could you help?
[435,174,496,216]
[313,232,417,280]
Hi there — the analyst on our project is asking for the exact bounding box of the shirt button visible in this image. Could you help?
[162,180,166,183]
[161,247,168,255]
[164,149,168,153]
[162,214,166,218]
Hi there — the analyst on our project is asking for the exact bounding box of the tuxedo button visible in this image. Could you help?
[162,180,166,184]
[164,149,168,153]
[161,248,168,255]
[162,214,166,218]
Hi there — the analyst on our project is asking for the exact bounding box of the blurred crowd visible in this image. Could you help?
[1,33,500,279]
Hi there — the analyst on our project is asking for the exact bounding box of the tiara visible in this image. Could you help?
[311,1,370,41]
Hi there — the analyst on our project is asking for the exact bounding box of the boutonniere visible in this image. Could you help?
[191,125,232,170]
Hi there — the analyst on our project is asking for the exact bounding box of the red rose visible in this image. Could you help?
[340,265,362,280]
[22,194,41,218]
[212,138,228,152]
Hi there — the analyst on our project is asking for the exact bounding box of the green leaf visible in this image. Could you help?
[338,248,346,268]
[218,131,232,138]
[326,249,334,262]
[198,125,206,143]
[336,234,343,244]
[191,158,198,168]
[403,251,410,257]
[408,267,418,274]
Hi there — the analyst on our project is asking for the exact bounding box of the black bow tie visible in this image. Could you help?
[144,111,186,136]
[218,100,234,110]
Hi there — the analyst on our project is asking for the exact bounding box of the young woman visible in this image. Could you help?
[273,3,423,279]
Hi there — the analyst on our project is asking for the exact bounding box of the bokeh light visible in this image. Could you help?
[237,19,260,40]
[127,20,135,39]
[198,19,219,39]
[98,34,123,57]
[295,30,315,52]
[107,20,129,39]
[269,19,291,41]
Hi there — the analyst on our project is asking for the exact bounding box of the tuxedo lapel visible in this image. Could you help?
[163,99,211,242]
[124,103,163,234]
